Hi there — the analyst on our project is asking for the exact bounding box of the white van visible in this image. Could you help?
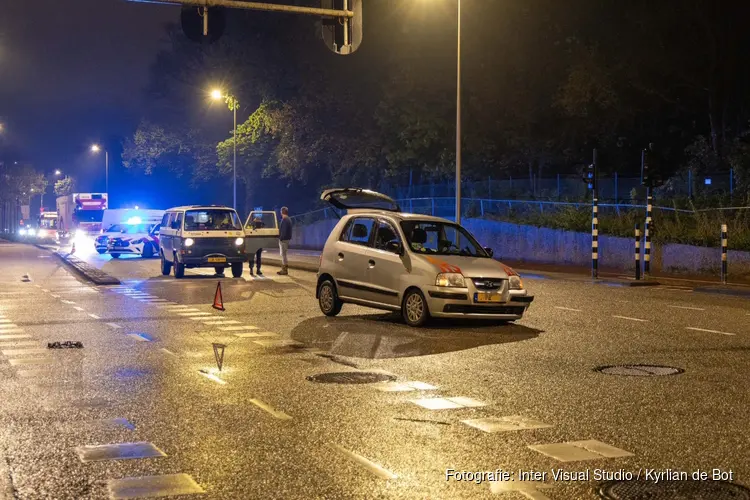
[158,205,246,278]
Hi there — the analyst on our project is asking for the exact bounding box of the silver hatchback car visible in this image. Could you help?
[316,188,534,326]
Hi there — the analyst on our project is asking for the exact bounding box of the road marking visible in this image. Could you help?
[234,332,278,338]
[75,442,167,463]
[198,370,226,385]
[462,416,552,433]
[108,473,205,499]
[160,305,190,309]
[107,323,122,329]
[252,339,301,348]
[490,480,553,499]
[73,306,85,312]
[9,358,53,366]
[0,319,11,323]
[528,440,634,462]
[612,315,649,322]
[685,327,736,336]
[202,320,241,325]
[127,333,153,342]
[1,348,48,356]
[41,289,50,292]
[155,302,178,306]
[668,305,705,311]
[0,334,30,340]
[51,294,60,298]
[160,348,177,356]
[220,325,259,332]
[143,299,169,302]
[330,444,397,480]
[372,381,437,392]
[89,314,101,319]
[409,396,487,410]
[0,324,19,330]
[61,300,75,304]
[249,399,293,420]
[189,316,215,321]
[554,306,582,312]
[0,341,38,347]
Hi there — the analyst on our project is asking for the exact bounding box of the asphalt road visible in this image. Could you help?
[1,241,749,499]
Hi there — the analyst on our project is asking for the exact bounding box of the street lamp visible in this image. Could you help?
[91,144,109,195]
[454,0,462,224]
[211,88,239,210]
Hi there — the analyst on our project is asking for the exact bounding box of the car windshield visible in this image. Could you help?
[105,224,126,233]
[400,220,489,258]
[184,210,241,231]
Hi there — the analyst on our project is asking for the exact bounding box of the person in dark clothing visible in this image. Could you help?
[278,206,292,275]
[248,217,264,276]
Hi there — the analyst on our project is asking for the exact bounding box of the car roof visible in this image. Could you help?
[344,209,454,224]
[166,205,236,212]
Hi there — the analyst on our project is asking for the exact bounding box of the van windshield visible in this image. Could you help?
[400,220,489,258]
[184,210,241,231]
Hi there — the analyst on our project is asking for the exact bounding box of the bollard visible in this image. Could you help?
[644,190,652,275]
[592,197,599,279]
[721,224,727,284]
[634,223,641,281]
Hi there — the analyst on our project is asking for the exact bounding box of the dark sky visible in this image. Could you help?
[0,0,176,187]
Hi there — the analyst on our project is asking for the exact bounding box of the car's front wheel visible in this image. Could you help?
[318,279,342,317]
[231,263,243,278]
[402,288,430,327]
[96,249,106,255]
[142,243,154,258]
[174,260,185,279]
[110,253,120,259]
[160,253,172,276]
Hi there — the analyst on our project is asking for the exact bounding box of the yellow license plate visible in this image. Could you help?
[475,292,502,303]
[207,257,226,263]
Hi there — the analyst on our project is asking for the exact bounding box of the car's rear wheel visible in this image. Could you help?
[160,253,172,276]
[231,263,243,278]
[174,260,185,279]
[96,249,106,255]
[402,289,429,327]
[142,243,154,258]
[318,279,342,317]
[110,253,120,259]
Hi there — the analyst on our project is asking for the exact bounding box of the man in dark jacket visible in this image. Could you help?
[278,206,292,275]
[248,217,264,276]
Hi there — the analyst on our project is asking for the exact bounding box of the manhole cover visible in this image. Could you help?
[306,372,396,384]
[594,364,684,376]
[599,480,750,499]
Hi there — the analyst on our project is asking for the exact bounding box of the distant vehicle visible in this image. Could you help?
[56,193,108,241]
[158,205,246,278]
[316,188,534,326]
[106,223,161,259]
[36,211,59,242]
[96,209,164,254]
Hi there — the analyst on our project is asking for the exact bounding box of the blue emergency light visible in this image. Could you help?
[127,216,142,225]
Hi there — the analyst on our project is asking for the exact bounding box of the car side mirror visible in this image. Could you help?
[484,247,494,257]
[386,241,403,255]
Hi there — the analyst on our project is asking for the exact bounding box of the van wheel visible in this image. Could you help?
[142,243,154,258]
[402,289,430,327]
[231,263,243,278]
[318,280,342,316]
[160,253,172,276]
[174,260,185,279]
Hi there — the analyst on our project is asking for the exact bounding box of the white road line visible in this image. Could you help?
[219,325,259,332]
[668,305,705,311]
[198,370,226,385]
[51,294,60,298]
[0,324,19,330]
[248,399,292,420]
[555,306,582,312]
[330,444,397,480]
[685,327,736,336]
[160,348,177,356]
[73,307,85,312]
[0,334,32,340]
[202,320,241,325]
[89,314,101,319]
[612,315,649,322]
[106,323,122,329]
[127,334,151,342]
[41,289,50,292]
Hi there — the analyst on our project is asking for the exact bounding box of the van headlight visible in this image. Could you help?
[509,275,524,290]
[234,237,244,246]
[184,238,194,247]
[435,273,466,287]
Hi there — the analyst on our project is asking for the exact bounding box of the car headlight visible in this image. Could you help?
[184,238,194,247]
[435,272,466,287]
[19,228,27,236]
[234,237,244,246]
[27,228,36,236]
[509,275,524,290]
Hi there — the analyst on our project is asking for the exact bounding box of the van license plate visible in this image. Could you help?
[475,292,502,303]
[207,257,226,263]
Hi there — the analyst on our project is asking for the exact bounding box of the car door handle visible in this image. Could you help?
[337,252,344,261]
[368,259,375,267]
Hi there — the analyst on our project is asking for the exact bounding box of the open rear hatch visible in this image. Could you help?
[321,188,401,212]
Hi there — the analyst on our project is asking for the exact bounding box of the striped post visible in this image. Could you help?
[592,197,599,279]
[635,223,641,281]
[721,224,728,284]
[644,189,652,275]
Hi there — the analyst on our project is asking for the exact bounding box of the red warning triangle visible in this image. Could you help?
[212,281,225,311]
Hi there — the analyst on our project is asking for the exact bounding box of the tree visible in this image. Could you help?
[0,162,46,203]
[54,176,74,196]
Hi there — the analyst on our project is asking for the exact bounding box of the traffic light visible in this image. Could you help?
[321,0,362,55]
[642,151,649,187]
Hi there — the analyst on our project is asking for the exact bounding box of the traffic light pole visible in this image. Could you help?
[644,188,652,275]
[591,148,598,279]
[127,0,353,18]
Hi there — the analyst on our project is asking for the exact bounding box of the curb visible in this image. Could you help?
[694,286,750,298]
[50,250,120,285]
[594,279,661,287]
[263,257,319,273]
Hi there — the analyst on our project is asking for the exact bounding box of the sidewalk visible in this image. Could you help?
[262,248,750,296]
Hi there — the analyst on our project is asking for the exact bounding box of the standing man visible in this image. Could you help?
[248,216,264,276]
[278,206,292,275]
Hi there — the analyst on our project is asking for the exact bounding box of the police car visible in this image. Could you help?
[105,222,161,258]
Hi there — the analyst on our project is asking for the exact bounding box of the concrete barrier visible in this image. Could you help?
[290,217,750,279]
